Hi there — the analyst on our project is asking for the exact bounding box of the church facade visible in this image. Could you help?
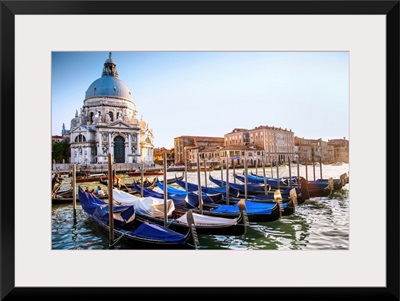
[65,53,154,165]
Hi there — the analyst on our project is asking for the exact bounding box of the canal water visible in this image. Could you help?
[52,163,349,250]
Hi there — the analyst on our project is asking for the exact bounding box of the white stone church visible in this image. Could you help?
[63,52,154,165]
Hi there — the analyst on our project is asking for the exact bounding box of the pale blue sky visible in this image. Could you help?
[52,51,349,149]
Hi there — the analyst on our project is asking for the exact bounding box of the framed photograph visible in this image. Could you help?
[2,0,399,300]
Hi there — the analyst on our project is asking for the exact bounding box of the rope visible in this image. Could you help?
[187,243,199,249]
[109,231,128,247]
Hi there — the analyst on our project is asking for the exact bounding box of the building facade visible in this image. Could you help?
[63,53,154,165]
[224,126,296,164]
[174,136,224,166]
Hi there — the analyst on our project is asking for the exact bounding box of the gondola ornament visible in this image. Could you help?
[328,177,334,191]
[289,188,298,207]
[274,190,284,212]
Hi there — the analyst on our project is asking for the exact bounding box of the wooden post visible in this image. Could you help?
[262,155,267,195]
[225,153,230,205]
[305,158,309,181]
[232,157,236,184]
[72,164,77,214]
[276,157,280,190]
[312,148,316,181]
[140,161,144,197]
[244,152,248,201]
[184,149,188,191]
[107,153,114,247]
[163,153,168,227]
[297,154,300,185]
[196,152,203,214]
[220,157,223,182]
[203,157,207,187]
[269,150,274,178]
[288,154,292,188]
[319,155,323,180]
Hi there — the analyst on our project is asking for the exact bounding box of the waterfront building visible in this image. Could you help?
[153,147,174,166]
[219,144,265,167]
[62,53,154,165]
[294,137,348,164]
[327,138,349,163]
[224,126,296,164]
[174,136,224,165]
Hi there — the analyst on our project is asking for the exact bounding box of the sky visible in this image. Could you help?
[52,51,349,149]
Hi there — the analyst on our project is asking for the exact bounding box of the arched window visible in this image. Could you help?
[75,134,86,142]
[108,111,113,121]
[89,112,94,124]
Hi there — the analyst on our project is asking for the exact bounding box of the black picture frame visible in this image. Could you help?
[1,1,399,300]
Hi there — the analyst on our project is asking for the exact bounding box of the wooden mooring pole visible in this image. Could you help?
[244,153,248,201]
[225,153,230,205]
[319,156,323,180]
[262,155,267,195]
[107,153,114,247]
[163,153,168,227]
[196,152,203,214]
[72,164,77,214]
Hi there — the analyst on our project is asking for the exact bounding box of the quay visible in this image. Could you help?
[52,162,163,176]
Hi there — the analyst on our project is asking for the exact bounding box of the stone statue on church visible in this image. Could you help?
[93,112,101,124]
[105,113,111,124]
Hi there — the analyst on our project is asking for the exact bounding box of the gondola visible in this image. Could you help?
[78,187,198,249]
[174,176,241,198]
[207,174,270,195]
[316,172,348,190]
[75,173,107,183]
[156,173,184,185]
[173,177,296,216]
[126,170,164,177]
[247,173,299,188]
[233,174,307,205]
[99,177,156,193]
[156,181,224,202]
[134,184,283,222]
[249,172,346,192]
[124,177,158,190]
[52,187,108,204]
[111,189,249,236]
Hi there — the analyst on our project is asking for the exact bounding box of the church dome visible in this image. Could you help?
[85,76,132,100]
[84,52,133,101]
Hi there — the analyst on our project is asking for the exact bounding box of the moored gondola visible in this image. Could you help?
[78,187,198,249]
[111,189,249,236]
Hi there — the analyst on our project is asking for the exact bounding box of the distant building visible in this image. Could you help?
[174,136,224,165]
[153,147,174,166]
[224,126,296,164]
[173,127,348,167]
[61,53,154,165]
[328,138,349,163]
[52,135,64,143]
[294,137,348,163]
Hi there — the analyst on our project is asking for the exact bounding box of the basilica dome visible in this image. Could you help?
[84,52,133,101]
[85,76,132,100]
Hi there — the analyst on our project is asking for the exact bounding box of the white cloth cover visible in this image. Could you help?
[112,189,175,218]
[176,212,238,226]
